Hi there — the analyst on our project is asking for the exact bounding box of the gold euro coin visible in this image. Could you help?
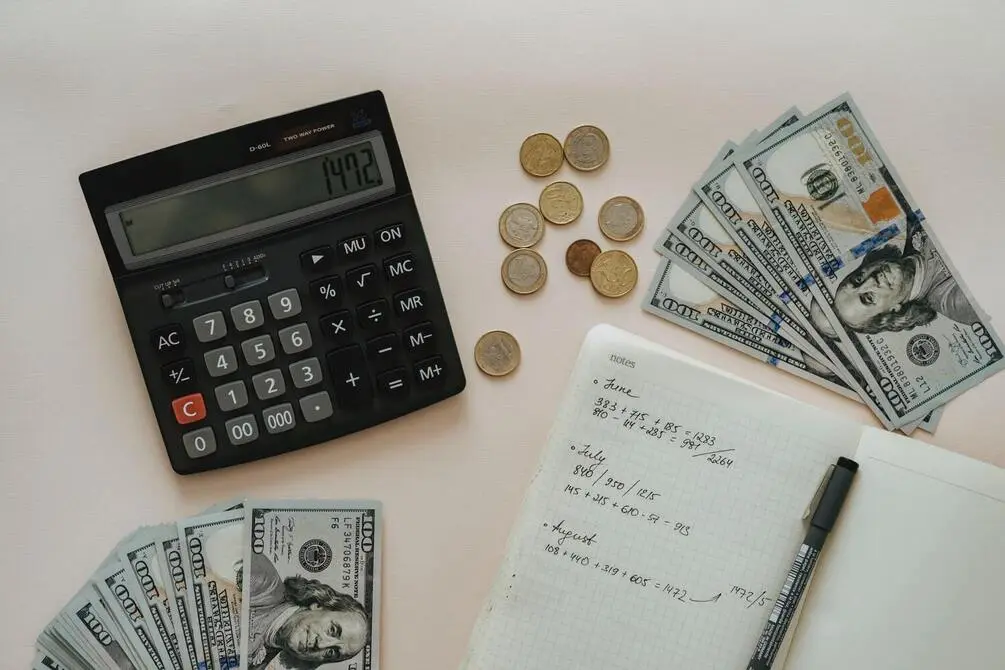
[498,203,545,249]
[539,181,583,225]
[519,133,564,177]
[589,249,638,298]
[501,248,548,295]
[565,239,602,277]
[598,196,645,242]
[474,330,521,377]
[563,125,610,171]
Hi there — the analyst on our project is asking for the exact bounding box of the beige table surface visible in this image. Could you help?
[2,1,1004,667]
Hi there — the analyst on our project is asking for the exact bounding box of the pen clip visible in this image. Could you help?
[802,464,835,521]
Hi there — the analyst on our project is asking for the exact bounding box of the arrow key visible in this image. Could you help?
[346,264,379,298]
[300,245,334,273]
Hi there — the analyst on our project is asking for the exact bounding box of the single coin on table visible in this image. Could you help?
[519,133,565,177]
[563,125,610,171]
[589,249,638,298]
[501,248,548,295]
[498,203,545,248]
[598,196,645,242]
[565,239,602,277]
[474,330,522,377]
[539,181,584,225]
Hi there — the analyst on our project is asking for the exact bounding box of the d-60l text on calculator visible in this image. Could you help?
[79,91,466,474]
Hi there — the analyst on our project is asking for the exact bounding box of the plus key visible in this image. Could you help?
[326,345,373,407]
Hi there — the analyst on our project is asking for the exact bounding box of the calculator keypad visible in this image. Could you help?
[142,210,464,474]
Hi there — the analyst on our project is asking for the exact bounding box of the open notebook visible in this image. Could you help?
[460,324,1005,670]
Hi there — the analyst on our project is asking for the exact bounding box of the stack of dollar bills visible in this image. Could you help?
[643,93,1004,434]
[34,500,381,670]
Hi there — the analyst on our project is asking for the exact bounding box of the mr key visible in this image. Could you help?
[80,91,466,474]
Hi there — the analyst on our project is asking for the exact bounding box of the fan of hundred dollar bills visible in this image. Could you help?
[643,93,1004,434]
[34,500,381,670]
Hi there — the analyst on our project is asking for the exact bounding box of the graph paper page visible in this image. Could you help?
[461,324,861,670]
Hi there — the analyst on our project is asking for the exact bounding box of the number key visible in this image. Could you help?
[252,369,286,400]
[262,403,296,435]
[241,334,275,366]
[193,311,227,343]
[278,323,313,355]
[231,300,265,332]
[289,357,323,389]
[214,380,248,412]
[225,414,259,446]
[204,346,238,378]
[182,427,217,459]
[267,289,302,320]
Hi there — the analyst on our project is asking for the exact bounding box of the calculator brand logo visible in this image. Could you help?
[351,108,372,130]
[298,539,334,573]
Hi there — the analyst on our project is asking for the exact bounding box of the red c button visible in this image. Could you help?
[171,393,207,425]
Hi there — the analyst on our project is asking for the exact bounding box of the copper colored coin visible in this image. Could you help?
[565,239,602,277]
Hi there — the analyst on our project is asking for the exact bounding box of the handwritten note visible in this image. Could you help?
[461,325,862,670]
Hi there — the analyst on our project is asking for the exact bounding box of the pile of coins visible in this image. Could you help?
[476,126,644,378]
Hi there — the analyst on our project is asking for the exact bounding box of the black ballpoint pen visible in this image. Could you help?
[746,456,859,670]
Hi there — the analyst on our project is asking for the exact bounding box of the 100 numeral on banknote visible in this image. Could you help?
[736,94,1004,427]
[239,501,381,670]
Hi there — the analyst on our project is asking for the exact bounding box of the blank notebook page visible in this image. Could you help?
[783,428,1005,670]
[461,325,861,670]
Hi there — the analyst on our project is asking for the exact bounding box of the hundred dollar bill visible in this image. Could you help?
[660,195,836,365]
[659,221,852,376]
[735,93,1004,427]
[39,613,95,670]
[157,529,211,670]
[179,510,245,670]
[642,257,859,398]
[33,647,70,670]
[120,525,191,670]
[65,587,140,669]
[642,257,940,432]
[239,500,382,670]
[94,557,174,669]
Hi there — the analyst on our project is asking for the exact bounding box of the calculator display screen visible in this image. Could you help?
[119,141,382,256]
[106,134,395,267]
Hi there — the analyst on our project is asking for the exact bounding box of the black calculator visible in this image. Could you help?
[79,91,465,474]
